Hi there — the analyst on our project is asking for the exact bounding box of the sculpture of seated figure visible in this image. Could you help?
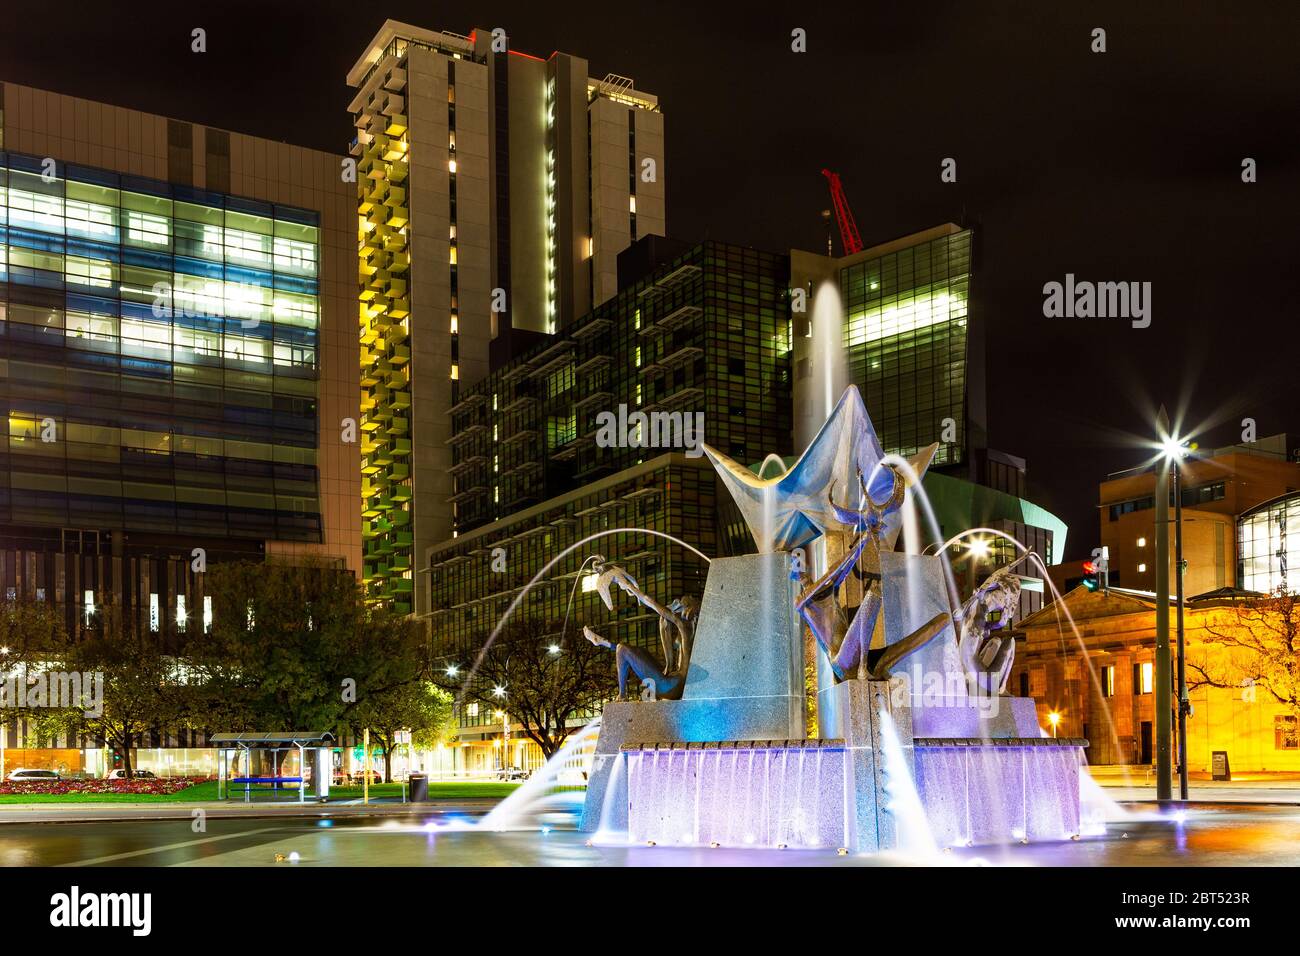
[583,563,699,701]
[959,562,1024,696]
[795,466,950,681]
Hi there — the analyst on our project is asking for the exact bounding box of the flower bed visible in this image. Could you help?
[0,776,209,796]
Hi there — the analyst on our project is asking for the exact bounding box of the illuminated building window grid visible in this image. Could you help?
[447,243,791,534]
[1239,494,1299,595]
[841,232,971,467]
[0,153,323,540]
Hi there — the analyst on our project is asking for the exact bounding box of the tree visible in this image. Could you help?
[36,601,187,778]
[435,618,615,760]
[0,597,66,673]
[1188,589,1300,714]
[353,681,453,781]
[189,559,424,736]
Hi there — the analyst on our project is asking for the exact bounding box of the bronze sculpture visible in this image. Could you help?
[794,466,950,681]
[958,561,1024,695]
[583,563,699,701]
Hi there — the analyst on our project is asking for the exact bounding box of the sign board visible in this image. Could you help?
[1211,750,1230,781]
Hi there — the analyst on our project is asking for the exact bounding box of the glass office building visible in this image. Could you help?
[0,151,323,541]
[840,228,971,468]
[448,240,792,534]
[1239,492,1300,595]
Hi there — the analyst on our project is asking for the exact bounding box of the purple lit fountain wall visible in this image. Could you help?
[625,744,848,849]
[913,744,1084,846]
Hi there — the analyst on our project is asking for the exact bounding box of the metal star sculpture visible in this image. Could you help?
[703,385,938,553]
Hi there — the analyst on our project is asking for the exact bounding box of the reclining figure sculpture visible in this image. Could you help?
[958,560,1025,696]
[795,466,950,681]
[583,562,699,701]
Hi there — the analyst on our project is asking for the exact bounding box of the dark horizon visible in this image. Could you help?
[5,0,1298,560]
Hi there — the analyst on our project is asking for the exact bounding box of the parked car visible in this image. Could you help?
[106,769,157,780]
[7,768,60,783]
[496,766,530,782]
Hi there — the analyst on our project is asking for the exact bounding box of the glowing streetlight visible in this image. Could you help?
[1154,410,1197,804]
[445,664,459,678]
[547,644,561,655]
[967,538,991,560]
[492,685,506,698]
[1048,711,1061,738]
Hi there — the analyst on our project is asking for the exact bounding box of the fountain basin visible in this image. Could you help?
[614,734,1087,851]
[913,738,1088,846]
[623,740,847,849]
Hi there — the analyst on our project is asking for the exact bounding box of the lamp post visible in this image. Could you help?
[1153,407,1173,803]
[495,709,508,772]
[1166,438,1195,803]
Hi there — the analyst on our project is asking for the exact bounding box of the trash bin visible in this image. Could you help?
[408,772,429,803]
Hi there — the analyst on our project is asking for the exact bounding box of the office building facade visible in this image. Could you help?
[0,81,359,773]
[429,238,790,762]
[347,21,666,613]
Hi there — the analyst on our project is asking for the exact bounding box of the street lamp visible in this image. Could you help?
[1160,426,1196,803]
[547,644,561,655]
[1048,711,1061,738]
[1153,407,1196,804]
[445,664,459,678]
[494,709,509,772]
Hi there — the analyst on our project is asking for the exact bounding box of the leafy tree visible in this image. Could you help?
[1188,588,1300,714]
[435,618,614,760]
[353,681,453,781]
[35,600,186,778]
[189,559,423,736]
[0,597,66,673]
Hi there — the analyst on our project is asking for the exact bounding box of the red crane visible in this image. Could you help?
[821,168,863,256]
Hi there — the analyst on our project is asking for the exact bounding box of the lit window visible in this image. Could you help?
[83,590,95,626]
[1100,665,1115,697]
[581,573,599,593]
[1276,716,1299,750]
[450,364,459,380]
[629,195,637,213]
[176,595,188,629]
[449,246,457,265]
[466,702,479,718]
[450,315,459,334]
[203,596,213,633]
[448,158,457,173]
[1136,537,1146,548]
[149,593,160,632]
[1138,662,1153,695]
[1137,563,1147,573]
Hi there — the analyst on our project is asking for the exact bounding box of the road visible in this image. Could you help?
[1,802,1298,866]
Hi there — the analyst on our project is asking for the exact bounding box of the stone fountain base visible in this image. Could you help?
[581,679,1088,852]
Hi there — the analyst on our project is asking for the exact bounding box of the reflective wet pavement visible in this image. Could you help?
[1,803,1297,867]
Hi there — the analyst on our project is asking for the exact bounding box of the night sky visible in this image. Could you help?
[4,0,1298,560]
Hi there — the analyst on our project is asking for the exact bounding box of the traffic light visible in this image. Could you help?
[1081,561,1099,591]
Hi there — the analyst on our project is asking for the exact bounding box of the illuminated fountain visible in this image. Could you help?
[579,385,1093,853]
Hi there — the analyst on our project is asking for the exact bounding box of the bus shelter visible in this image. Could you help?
[211,732,336,803]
